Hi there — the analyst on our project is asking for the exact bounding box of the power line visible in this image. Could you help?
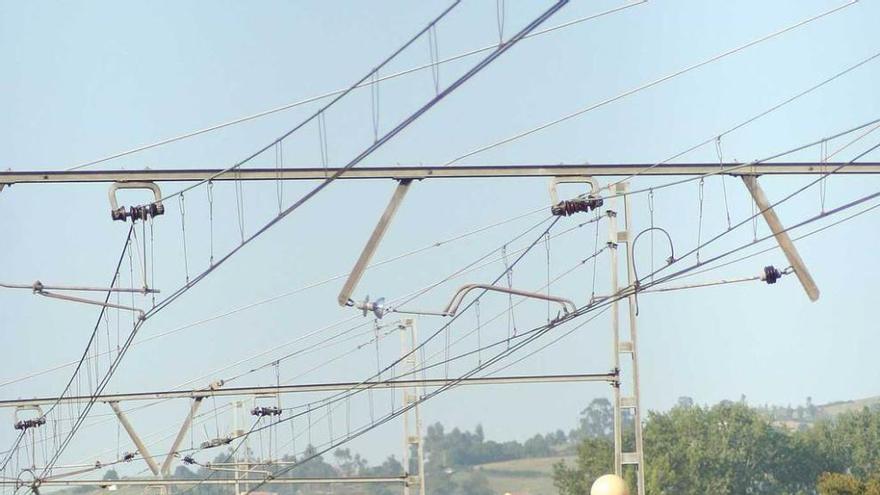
[63,1,645,172]
[444,1,859,165]
[601,48,880,192]
[11,211,598,469]
[0,203,547,390]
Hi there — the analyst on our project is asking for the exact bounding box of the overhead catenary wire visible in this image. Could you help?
[239,278,634,495]
[303,144,880,468]
[63,138,876,482]
[629,164,880,307]
[141,0,567,341]
[11,211,601,469]
[0,203,548,390]
[36,236,608,450]
[28,209,599,476]
[602,116,880,203]
[444,1,862,165]
[63,1,645,172]
[20,215,572,464]
[16,226,135,481]
[8,198,852,492]
[599,48,880,193]
[15,2,880,484]
[667,196,880,284]
[646,137,880,287]
[161,215,564,482]
[24,115,868,472]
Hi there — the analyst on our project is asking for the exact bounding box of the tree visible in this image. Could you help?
[645,402,800,494]
[817,472,870,495]
[556,401,813,494]
[553,437,614,495]
[676,396,694,409]
[102,469,119,481]
[572,398,613,440]
[523,434,552,457]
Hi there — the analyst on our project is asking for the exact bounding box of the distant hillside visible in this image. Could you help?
[765,394,880,430]
[466,456,574,495]
[818,395,880,417]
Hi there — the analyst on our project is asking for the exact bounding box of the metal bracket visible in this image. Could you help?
[444,284,576,318]
[741,175,820,301]
[109,182,165,222]
[13,405,45,431]
[549,176,603,216]
[548,175,599,204]
[109,401,160,476]
[34,288,146,320]
[338,179,413,306]
[159,397,203,476]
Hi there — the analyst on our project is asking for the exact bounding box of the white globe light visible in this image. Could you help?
[590,474,629,495]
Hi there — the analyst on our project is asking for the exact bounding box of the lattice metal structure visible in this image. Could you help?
[399,318,426,495]
[608,182,646,495]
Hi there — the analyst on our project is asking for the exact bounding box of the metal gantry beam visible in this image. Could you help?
[3,162,880,185]
[0,373,617,408]
[0,476,407,487]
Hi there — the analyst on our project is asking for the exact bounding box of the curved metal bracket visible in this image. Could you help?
[548,175,599,205]
[443,284,576,318]
[13,405,45,430]
[109,182,165,222]
[549,176,603,216]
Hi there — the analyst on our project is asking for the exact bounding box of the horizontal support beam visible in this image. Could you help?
[3,163,880,185]
[3,476,406,487]
[0,373,616,408]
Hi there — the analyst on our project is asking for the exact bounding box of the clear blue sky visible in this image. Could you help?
[2,0,879,474]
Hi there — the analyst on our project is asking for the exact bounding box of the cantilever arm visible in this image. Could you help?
[36,289,146,320]
[443,284,576,317]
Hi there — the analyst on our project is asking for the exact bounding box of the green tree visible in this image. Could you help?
[571,398,613,440]
[556,401,811,494]
[817,472,868,495]
[553,437,614,495]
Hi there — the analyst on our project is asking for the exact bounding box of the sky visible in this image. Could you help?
[1,0,880,478]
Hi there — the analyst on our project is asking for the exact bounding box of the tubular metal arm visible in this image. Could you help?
[443,284,576,317]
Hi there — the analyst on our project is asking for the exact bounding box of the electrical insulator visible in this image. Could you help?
[111,203,165,222]
[355,295,387,319]
[762,265,782,284]
[251,406,282,417]
[13,417,46,431]
[551,196,604,216]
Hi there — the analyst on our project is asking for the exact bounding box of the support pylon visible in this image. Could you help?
[608,182,646,495]
[399,318,426,495]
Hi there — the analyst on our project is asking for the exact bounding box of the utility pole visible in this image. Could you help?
[233,401,243,495]
[608,182,646,495]
[399,318,426,495]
